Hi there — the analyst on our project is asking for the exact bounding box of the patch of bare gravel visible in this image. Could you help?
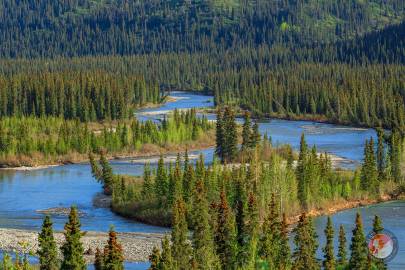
[0,228,165,262]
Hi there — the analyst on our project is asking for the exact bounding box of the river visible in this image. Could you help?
[0,92,403,269]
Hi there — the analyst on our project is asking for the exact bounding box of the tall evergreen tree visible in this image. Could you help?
[249,121,261,148]
[292,213,320,270]
[171,198,192,269]
[214,190,237,269]
[361,138,379,195]
[155,156,168,205]
[376,128,386,181]
[61,206,86,270]
[241,111,252,151]
[278,213,291,270]
[215,108,225,162]
[141,163,153,199]
[297,133,309,210]
[100,152,114,194]
[38,216,59,270]
[89,152,102,181]
[222,107,238,163]
[238,192,259,269]
[389,130,402,182]
[104,227,124,270]
[191,180,220,270]
[322,217,335,270]
[337,225,348,267]
[159,236,174,270]
[349,213,368,270]
[259,193,281,268]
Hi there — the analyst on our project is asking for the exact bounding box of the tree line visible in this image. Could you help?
[1,206,124,270]
[1,58,403,131]
[0,109,212,166]
[0,71,160,121]
[213,64,405,130]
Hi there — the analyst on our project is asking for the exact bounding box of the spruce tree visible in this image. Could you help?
[337,225,348,267]
[223,107,238,163]
[349,213,368,270]
[322,217,335,270]
[89,152,102,181]
[278,213,291,270]
[183,164,195,203]
[171,197,192,269]
[249,121,261,148]
[372,216,387,270]
[141,163,153,199]
[61,206,86,270]
[100,152,114,194]
[191,180,220,269]
[238,192,259,269]
[214,190,237,269]
[38,216,59,270]
[376,128,386,181]
[361,138,379,194]
[104,227,124,270]
[155,156,168,205]
[234,176,248,248]
[292,213,320,270]
[159,236,174,270]
[297,133,309,210]
[259,193,281,268]
[215,108,224,162]
[389,130,402,182]
[241,111,252,151]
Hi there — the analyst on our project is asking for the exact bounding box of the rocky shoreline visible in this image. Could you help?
[0,228,165,263]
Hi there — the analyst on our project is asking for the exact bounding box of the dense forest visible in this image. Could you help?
[0,1,403,131]
[0,0,403,58]
[0,71,160,121]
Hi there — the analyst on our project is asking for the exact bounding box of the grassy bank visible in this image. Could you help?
[0,109,213,168]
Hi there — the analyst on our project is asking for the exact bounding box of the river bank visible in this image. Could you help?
[0,228,165,263]
[0,129,216,170]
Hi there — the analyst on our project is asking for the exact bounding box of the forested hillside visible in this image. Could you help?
[0,0,403,57]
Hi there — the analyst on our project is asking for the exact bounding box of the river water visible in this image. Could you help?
[0,92,403,269]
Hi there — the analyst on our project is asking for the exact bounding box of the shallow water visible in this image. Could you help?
[0,91,401,269]
[314,200,405,269]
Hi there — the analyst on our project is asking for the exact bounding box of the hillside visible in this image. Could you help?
[0,0,403,57]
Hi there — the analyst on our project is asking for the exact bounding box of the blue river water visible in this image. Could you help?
[0,92,403,269]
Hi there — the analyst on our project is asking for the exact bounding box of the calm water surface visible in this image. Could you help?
[0,92,402,269]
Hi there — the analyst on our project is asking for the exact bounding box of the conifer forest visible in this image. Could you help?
[0,1,404,270]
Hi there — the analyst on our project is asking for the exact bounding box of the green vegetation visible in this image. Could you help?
[0,71,159,121]
[92,112,403,228]
[149,200,387,269]
[0,1,403,57]
[0,109,213,167]
[38,216,59,270]
[94,227,125,270]
[61,206,86,270]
